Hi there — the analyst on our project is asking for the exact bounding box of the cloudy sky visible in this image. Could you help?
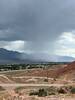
[0,0,75,57]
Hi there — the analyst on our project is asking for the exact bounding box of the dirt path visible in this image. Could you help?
[0,83,65,91]
[0,75,14,83]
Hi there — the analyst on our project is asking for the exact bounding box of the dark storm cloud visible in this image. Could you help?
[0,0,75,53]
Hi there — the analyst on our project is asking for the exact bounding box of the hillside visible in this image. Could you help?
[0,48,34,64]
[55,61,75,80]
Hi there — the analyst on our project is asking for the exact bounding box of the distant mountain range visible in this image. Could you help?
[0,48,74,64]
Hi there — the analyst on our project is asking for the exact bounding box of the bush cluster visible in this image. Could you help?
[29,89,47,97]
[29,86,75,97]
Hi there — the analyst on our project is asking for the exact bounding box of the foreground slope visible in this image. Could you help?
[55,61,75,81]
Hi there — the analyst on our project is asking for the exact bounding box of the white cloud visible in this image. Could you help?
[55,31,75,57]
[60,32,75,43]
[4,40,25,52]
[0,40,26,52]
[0,40,34,54]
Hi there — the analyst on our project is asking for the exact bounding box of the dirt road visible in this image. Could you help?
[0,83,64,88]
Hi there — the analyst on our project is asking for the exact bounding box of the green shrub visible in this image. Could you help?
[47,86,57,95]
[29,88,47,97]
[44,79,48,82]
[38,89,47,97]
[58,88,66,94]
[29,91,38,96]
[49,92,56,95]
[0,86,5,91]
[71,87,75,94]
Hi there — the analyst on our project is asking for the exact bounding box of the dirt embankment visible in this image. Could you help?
[55,61,75,79]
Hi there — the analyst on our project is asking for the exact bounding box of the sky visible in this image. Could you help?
[0,0,75,57]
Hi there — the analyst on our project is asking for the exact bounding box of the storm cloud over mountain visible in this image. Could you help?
[0,0,75,58]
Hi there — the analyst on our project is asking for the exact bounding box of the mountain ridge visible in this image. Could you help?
[0,48,74,64]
